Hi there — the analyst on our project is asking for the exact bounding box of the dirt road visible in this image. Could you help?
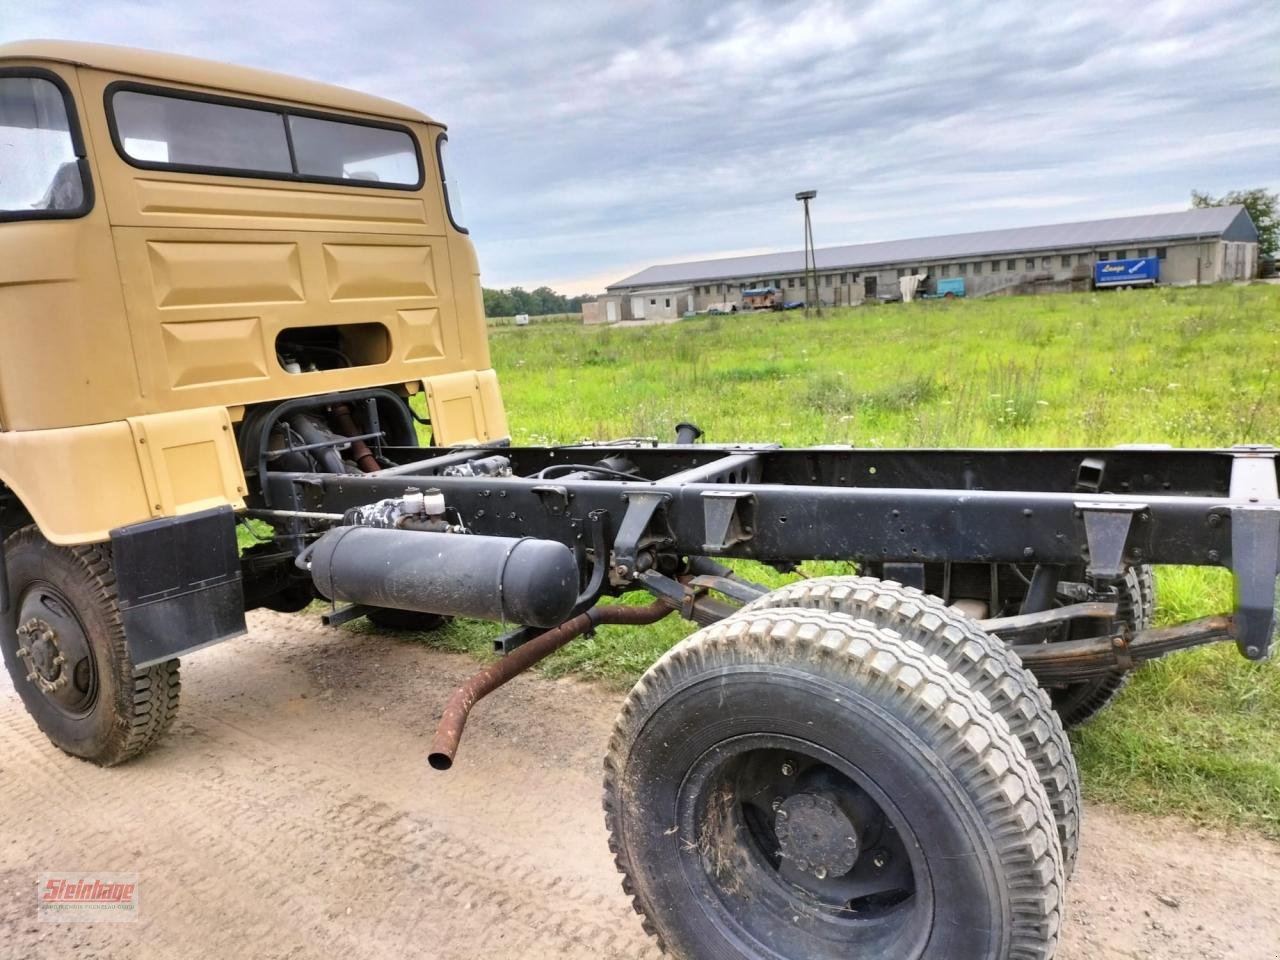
[2,611,1277,960]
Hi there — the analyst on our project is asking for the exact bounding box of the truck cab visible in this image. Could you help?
[0,40,506,765]
[0,40,506,546]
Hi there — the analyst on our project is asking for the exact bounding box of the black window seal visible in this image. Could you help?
[0,66,95,224]
[435,132,468,234]
[103,80,426,192]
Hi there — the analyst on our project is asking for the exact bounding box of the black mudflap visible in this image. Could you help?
[111,506,247,667]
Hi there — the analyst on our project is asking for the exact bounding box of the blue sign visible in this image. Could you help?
[1094,257,1159,286]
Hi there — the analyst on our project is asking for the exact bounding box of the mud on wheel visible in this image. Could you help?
[604,608,1063,960]
[0,527,180,766]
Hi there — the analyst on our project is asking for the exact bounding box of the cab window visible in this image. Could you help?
[107,85,423,189]
[0,74,89,220]
[111,89,292,173]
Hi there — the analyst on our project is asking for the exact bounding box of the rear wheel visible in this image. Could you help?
[1,527,180,766]
[742,575,1081,878]
[604,609,1063,960]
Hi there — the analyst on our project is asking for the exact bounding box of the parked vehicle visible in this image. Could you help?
[704,301,739,314]
[2,42,1276,960]
[741,285,781,309]
[923,276,967,298]
[1094,256,1159,289]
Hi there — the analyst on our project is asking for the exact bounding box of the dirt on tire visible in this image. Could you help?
[1,610,1277,960]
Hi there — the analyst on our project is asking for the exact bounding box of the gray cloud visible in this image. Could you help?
[4,0,1277,290]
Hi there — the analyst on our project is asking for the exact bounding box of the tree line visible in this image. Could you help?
[482,286,591,317]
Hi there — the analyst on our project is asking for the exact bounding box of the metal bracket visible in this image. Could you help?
[1229,445,1279,502]
[531,484,571,515]
[1111,633,1135,672]
[1075,500,1146,582]
[1227,447,1279,660]
[1075,457,1106,494]
[493,625,542,655]
[322,602,369,628]
[612,491,671,576]
[1229,505,1280,660]
[701,491,756,554]
[883,562,926,590]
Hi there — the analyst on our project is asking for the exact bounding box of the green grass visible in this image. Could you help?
[397,284,1280,837]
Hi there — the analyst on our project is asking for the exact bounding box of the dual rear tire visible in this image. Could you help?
[605,585,1067,960]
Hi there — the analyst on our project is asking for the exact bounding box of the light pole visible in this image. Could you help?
[795,190,819,316]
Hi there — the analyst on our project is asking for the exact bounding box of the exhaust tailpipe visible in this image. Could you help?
[428,600,675,770]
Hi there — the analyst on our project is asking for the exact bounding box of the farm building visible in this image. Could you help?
[599,206,1259,319]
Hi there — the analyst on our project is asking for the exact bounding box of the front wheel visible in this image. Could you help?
[604,609,1063,960]
[1,527,180,766]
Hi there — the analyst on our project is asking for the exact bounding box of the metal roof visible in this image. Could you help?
[0,40,435,125]
[608,206,1253,290]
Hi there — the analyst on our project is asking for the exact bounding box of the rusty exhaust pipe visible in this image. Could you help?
[428,600,675,771]
[330,402,381,473]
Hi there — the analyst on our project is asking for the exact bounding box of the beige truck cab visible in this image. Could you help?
[0,40,506,764]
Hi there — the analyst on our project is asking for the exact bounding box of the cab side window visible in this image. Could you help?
[0,74,90,220]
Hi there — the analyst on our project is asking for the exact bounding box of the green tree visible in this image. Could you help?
[1192,187,1277,259]
[481,284,585,317]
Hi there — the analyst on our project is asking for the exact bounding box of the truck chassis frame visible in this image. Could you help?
[242,389,1279,680]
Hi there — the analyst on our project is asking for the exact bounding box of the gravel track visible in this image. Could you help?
[1,610,1276,960]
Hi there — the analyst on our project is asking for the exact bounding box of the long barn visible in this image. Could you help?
[597,206,1259,321]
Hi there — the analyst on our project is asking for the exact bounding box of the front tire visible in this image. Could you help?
[1,527,180,766]
[604,609,1063,960]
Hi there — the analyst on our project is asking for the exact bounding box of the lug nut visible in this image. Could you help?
[771,797,784,812]
[780,761,796,777]
[873,852,888,869]
[813,866,827,880]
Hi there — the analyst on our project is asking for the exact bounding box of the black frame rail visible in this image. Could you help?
[262,442,1280,660]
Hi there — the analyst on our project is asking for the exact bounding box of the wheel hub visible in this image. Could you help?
[775,792,860,878]
[14,586,98,716]
[15,618,69,693]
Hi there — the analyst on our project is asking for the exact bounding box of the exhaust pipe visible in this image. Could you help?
[308,526,580,628]
[428,599,675,770]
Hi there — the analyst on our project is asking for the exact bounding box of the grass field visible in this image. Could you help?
[390,284,1280,837]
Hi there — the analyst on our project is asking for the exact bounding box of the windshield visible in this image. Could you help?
[437,135,466,231]
[0,75,86,217]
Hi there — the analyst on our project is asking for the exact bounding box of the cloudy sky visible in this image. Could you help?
[6,1,1278,292]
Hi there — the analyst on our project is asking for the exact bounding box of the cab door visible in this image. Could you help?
[0,64,141,431]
